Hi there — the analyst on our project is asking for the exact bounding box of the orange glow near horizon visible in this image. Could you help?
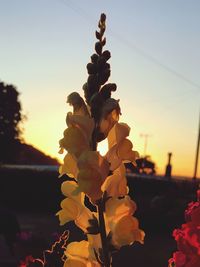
[23,109,199,179]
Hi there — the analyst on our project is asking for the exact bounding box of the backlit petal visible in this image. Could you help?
[77,168,103,203]
[105,145,121,171]
[101,164,128,197]
[117,139,139,163]
[59,153,78,178]
[56,209,74,226]
[60,127,89,158]
[64,240,100,267]
[65,240,90,259]
[64,259,86,267]
[78,151,110,180]
[61,181,84,204]
[60,198,80,218]
[99,108,120,137]
[75,208,93,233]
[67,112,94,140]
[106,196,137,221]
[111,215,145,248]
[107,122,130,149]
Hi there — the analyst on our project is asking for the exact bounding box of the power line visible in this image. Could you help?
[56,0,200,92]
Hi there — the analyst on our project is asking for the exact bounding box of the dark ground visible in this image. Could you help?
[0,167,199,267]
[0,212,176,267]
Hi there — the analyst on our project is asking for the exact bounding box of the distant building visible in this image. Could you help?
[165,152,172,178]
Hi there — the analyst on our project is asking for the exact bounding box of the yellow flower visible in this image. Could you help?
[101,163,128,197]
[59,112,94,158]
[111,215,145,248]
[106,122,139,171]
[66,112,94,141]
[104,195,144,249]
[77,151,110,203]
[64,240,100,267]
[56,181,93,232]
[59,127,89,158]
[78,151,109,180]
[105,195,136,221]
[77,168,103,203]
[99,109,120,138]
[59,153,78,178]
[61,181,84,203]
[97,98,121,140]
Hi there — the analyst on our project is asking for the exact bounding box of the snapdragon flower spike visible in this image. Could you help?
[58,13,144,267]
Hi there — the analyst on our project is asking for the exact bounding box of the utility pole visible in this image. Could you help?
[140,133,151,156]
[193,111,200,179]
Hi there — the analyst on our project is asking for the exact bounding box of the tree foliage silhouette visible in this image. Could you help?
[0,81,23,162]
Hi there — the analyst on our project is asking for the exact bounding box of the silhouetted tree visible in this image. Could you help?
[0,81,23,162]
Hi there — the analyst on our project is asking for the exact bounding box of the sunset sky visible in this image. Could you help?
[0,0,199,177]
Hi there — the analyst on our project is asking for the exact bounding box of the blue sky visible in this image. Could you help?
[0,0,199,177]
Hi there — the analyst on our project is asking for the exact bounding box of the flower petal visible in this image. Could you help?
[61,181,84,204]
[65,240,90,259]
[111,215,145,248]
[59,127,89,158]
[77,168,103,203]
[107,122,130,149]
[56,198,83,225]
[106,139,139,170]
[64,259,87,267]
[78,151,110,180]
[106,196,137,221]
[117,139,139,163]
[101,164,128,197]
[99,109,120,138]
[75,208,93,233]
[67,112,94,140]
[56,209,73,226]
[59,153,78,178]
[64,240,100,267]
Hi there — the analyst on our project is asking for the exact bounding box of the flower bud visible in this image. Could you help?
[95,42,102,55]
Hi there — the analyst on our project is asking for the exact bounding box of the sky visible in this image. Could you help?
[0,0,199,177]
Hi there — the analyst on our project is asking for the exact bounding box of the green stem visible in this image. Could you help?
[97,201,111,267]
